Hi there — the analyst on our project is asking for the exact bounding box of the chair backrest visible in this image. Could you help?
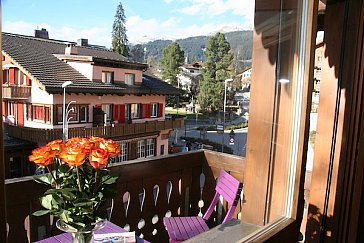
[203,170,243,223]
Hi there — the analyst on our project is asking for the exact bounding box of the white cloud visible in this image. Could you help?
[3,20,112,48]
[180,0,254,23]
[162,17,179,28]
[126,14,247,43]
[4,0,254,46]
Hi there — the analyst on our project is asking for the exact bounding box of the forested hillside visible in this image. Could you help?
[132,30,253,73]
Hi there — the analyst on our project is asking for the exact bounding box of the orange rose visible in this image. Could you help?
[76,137,94,153]
[29,146,56,167]
[59,144,87,167]
[46,139,64,153]
[64,137,82,146]
[88,136,106,149]
[100,139,120,158]
[89,149,109,169]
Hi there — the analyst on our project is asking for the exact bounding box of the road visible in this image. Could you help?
[170,126,248,157]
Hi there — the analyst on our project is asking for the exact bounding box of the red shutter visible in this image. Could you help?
[147,104,151,117]
[118,104,125,123]
[9,68,15,84]
[26,76,31,86]
[2,101,6,116]
[158,103,163,117]
[17,103,24,126]
[113,105,119,122]
[142,104,148,118]
[2,55,5,61]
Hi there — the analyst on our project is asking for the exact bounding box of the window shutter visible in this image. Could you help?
[113,105,119,121]
[158,103,163,117]
[2,55,5,61]
[9,68,15,84]
[119,104,125,123]
[2,101,6,116]
[147,104,151,117]
[142,104,148,118]
[26,76,31,86]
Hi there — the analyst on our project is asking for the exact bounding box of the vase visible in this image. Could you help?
[56,219,106,243]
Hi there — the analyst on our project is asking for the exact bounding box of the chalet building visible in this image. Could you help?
[177,62,203,91]
[2,31,182,164]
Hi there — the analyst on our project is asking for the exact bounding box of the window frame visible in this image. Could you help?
[137,140,146,158]
[146,138,155,157]
[131,103,141,119]
[125,73,135,85]
[55,104,89,124]
[151,103,158,117]
[102,71,114,84]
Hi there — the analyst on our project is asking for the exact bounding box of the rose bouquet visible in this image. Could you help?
[29,136,120,233]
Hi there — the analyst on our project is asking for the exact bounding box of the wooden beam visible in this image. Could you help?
[0,2,8,241]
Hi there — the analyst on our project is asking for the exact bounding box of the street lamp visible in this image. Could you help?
[64,101,76,140]
[222,78,233,153]
[62,81,73,141]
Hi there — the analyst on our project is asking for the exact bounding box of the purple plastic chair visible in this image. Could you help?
[163,170,243,243]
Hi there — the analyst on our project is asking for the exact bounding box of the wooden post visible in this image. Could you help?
[0,2,8,241]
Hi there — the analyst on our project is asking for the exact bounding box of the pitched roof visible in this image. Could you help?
[2,32,181,95]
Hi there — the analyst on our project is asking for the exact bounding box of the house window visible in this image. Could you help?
[101,104,112,122]
[151,103,158,117]
[102,71,114,84]
[137,140,145,158]
[131,103,141,119]
[32,105,44,121]
[146,138,155,157]
[26,103,32,120]
[3,70,9,84]
[44,106,51,124]
[120,142,128,162]
[8,102,14,116]
[160,145,165,156]
[55,105,88,124]
[125,73,135,85]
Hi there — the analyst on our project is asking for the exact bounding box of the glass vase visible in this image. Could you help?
[56,219,106,243]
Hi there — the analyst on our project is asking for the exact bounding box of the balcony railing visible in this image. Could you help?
[6,118,184,144]
[5,150,245,242]
[2,85,31,99]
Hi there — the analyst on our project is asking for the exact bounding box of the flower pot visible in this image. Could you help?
[56,219,106,243]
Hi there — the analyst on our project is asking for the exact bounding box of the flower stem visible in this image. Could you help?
[76,166,83,192]
[46,165,58,188]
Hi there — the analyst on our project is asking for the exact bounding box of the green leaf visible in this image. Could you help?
[40,194,54,210]
[59,163,70,173]
[34,174,52,185]
[32,210,49,216]
[102,176,118,185]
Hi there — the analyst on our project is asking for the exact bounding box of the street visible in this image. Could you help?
[170,125,248,157]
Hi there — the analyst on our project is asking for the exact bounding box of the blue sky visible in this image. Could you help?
[3,0,254,47]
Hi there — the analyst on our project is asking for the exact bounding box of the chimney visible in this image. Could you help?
[77,38,88,47]
[34,28,49,39]
[65,43,78,55]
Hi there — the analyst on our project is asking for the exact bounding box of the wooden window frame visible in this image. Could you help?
[102,71,114,84]
[151,103,158,117]
[125,73,135,85]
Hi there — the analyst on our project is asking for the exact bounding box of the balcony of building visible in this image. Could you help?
[5,150,262,243]
[5,117,184,144]
[2,85,31,100]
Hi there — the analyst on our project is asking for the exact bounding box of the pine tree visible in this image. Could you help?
[130,44,145,63]
[112,2,129,57]
[161,42,184,87]
[198,32,233,112]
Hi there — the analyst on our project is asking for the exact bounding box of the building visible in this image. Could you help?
[241,67,252,90]
[177,62,203,92]
[2,31,182,164]
[2,1,364,242]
